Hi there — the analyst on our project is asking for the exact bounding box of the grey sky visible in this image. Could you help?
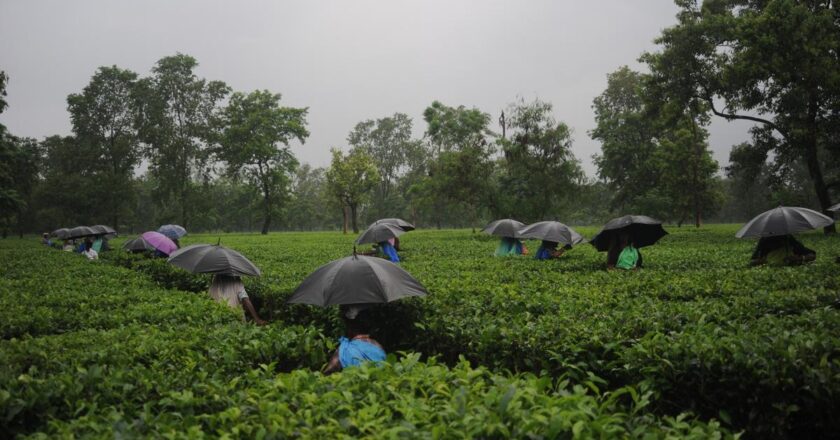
[0,0,754,176]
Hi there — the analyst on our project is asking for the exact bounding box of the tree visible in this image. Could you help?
[219,90,309,234]
[325,148,380,233]
[67,66,142,229]
[285,164,333,230]
[138,54,229,228]
[420,101,495,229]
[643,0,840,233]
[499,98,583,221]
[590,67,660,210]
[347,113,424,219]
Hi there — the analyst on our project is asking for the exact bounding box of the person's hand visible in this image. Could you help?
[255,319,268,326]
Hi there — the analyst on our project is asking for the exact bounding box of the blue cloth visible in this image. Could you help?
[76,243,86,253]
[535,241,557,260]
[378,241,400,263]
[338,337,386,369]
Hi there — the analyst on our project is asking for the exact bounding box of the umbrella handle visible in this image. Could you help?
[353,245,357,258]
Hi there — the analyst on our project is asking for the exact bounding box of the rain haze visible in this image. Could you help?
[0,0,755,176]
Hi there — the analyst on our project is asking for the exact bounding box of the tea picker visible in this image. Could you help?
[737,206,833,267]
[483,218,528,257]
[590,215,668,270]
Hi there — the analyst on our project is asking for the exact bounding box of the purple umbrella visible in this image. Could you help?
[141,231,178,256]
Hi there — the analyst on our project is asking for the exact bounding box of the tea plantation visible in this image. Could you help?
[2,225,839,438]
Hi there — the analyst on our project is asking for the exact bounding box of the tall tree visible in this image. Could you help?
[285,164,333,231]
[421,101,495,229]
[138,54,229,228]
[325,148,380,233]
[643,0,840,233]
[219,90,309,234]
[499,98,583,221]
[590,67,660,210]
[67,66,142,229]
[347,113,424,219]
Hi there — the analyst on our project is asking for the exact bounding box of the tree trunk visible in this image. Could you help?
[260,179,272,235]
[350,204,359,233]
[342,206,349,234]
[803,95,836,234]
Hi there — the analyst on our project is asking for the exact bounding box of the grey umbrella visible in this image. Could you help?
[590,215,667,251]
[829,203,840,213]
[356,223,406,245]
[67,226,97,239]
[369,218,416,231]
[158,224,187,240]
[90,225,117,237]
[51,228,70,239]
[482,219,526,238]
[123,237,155,253]
[167,244,261,277]
[735,206,834,238]
[286,254,428,307]
[517,221,585,246]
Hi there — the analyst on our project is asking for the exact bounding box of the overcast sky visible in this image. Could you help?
[0,0,755,176]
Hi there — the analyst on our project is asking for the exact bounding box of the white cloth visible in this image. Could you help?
[209,275,248,311]
[83,249,98,260]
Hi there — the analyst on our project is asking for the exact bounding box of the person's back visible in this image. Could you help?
[751,235,815,266]
[208,274,266,324]
[378,241,400,263]
[324,308,386,375]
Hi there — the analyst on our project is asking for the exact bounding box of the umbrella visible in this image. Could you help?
[168,244,261,277]
[482,219,526,238]
[287,254,428,307]
[123,237,155,253]
[356,223,406,245]
[517,221,585,246]
[67,226,97,239]
[590,215,667,251]
[158,224,187,240]
[141,231,178,256]
[369,218,416,231]
[735,206,834,238]
[51,228,70,239]
[90,225,117,237]
[829,203,840,213]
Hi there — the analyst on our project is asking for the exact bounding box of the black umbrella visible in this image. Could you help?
[51,228,70,239]
[482,219,526,238]
[167,244,261,277]
[90,225,117,237]
[369,218,416,231]
[123,237,155,253]
[286,254,427,307]
[735,206,834,238]
[590,215,667,251]
[517,221,585,246]
[67,226,97,239]
[356,223,406,245]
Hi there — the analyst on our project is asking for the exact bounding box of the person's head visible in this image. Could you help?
[84,238,93,251]
[42,233,49,239]
[340,306,373,337]
[619,232,630,247]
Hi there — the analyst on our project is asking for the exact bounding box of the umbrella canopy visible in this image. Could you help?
[356,223,406,245]
[829,203,840,213]
[158,224,187,240]
[287,255,428,307]
[51,228,70,239]
[482,219,526,238]
[90,225,117,236]
[590,215,667,251]
[517,221,585,246]
[369,218,416,231]
[67,226,98,239]
[168,244,261,277]
[123,237,155,253]
[141,231,178,256]
[735,206,834,238]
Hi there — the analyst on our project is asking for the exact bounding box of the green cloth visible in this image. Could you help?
[616,245,639,270]
[92,239,103,253]
[765,246,790,267]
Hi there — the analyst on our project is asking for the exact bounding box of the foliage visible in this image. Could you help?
[219,89,309,234]
[325,148,380,233]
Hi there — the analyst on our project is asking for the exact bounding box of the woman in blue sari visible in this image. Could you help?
[323,307,386,375]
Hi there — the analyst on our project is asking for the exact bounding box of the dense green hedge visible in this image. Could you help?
[1,238,732,438]
[104,226,840,438]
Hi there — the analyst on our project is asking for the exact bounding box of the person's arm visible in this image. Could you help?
[323,350,342,375]
[237,291,267,325]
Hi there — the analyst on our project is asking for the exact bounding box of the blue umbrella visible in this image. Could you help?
[158,224,187,240]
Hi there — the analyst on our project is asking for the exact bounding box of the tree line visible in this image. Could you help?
[1,1,837,236]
